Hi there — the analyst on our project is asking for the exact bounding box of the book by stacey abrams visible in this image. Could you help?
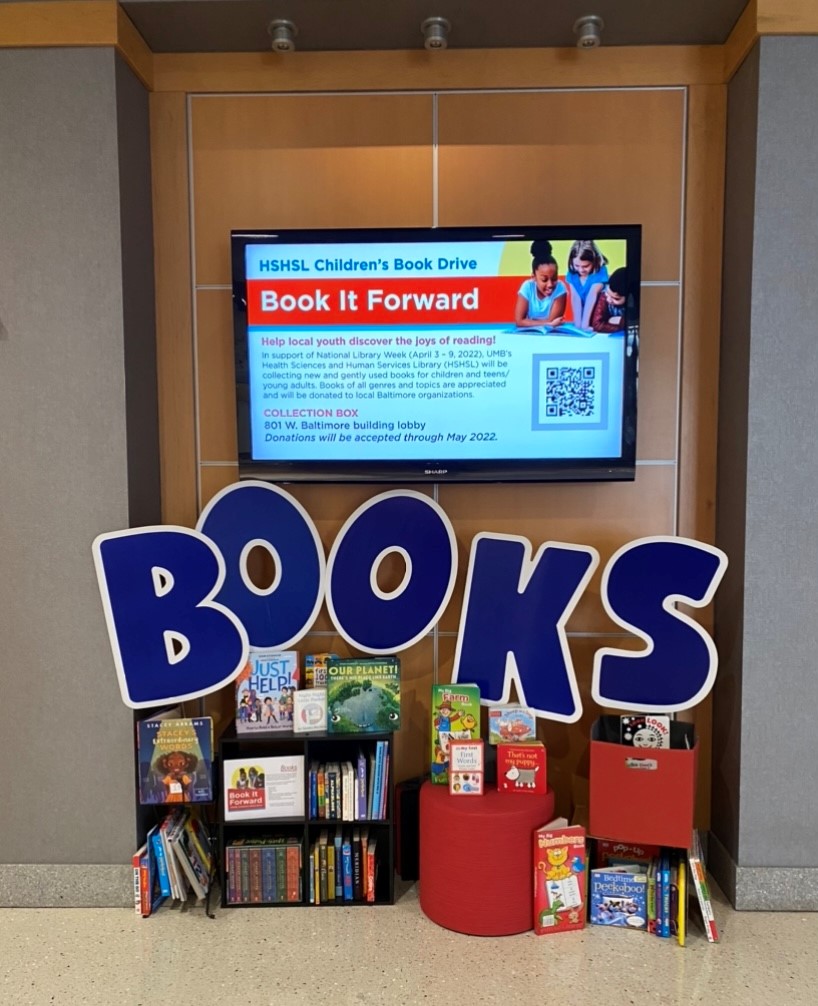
[326,657,400,733]
[137,717,213,805]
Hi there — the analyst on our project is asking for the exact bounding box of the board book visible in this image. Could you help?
[589,865,648,929]
[326,657,401,733]
[235,650,299,734]
[448,739,484,795]
[497,741,547,793]
[534,818,587,934]
[430,683,480,785]
[487,703,536,745]
[137,715,213,805]
[619,714,671,749]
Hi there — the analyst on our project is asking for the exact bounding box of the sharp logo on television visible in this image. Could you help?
[93,483,727,719]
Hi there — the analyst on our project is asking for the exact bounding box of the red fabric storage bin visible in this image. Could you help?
[589,716,697,849]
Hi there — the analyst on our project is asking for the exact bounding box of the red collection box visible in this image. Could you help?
[589,717,697,849]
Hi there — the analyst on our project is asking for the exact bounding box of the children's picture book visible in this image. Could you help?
[137,716,213,805]
[235,650,299,733]
[448,739,484,795]
[223,755,305,821]
[497,741,547,793]
[430,683,481,785]
[293,687,327,733]
[326,657,400,733]
[487,703,536,745]
[589,865,648,929]
[619,714,671,749]
[534,818,587,934]
[305,652,338,689]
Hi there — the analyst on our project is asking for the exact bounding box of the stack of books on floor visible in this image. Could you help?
[588,832,719,944]
[133,808,213,917]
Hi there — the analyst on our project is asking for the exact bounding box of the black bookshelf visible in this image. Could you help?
[218,727,395,908]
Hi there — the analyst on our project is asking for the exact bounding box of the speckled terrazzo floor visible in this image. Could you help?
[1,880,815,1006]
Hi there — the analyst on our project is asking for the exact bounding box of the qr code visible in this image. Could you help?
[544,365,597,418]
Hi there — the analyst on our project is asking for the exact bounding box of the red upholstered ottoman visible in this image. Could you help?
[419,780,555,935]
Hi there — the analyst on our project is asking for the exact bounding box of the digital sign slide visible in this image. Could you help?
[242,239,630,463]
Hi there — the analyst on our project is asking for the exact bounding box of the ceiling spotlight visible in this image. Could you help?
[268,19,298,52]
[421,16,450,51]
[573,15,604,50]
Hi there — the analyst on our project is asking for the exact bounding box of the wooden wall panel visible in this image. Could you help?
[437,90,685,282]
[197,289,237,463]
[190,94,435,285]
[150,91,198,526]
[637,286,680,462]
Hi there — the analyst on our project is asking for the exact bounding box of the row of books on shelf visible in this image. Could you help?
[534,824,719,944]
[309,741,389,821]
[133,808,214,917]
[309,826,379,905]
[225,837,302,905]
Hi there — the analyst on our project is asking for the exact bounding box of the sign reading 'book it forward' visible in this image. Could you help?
[92,482,727,721]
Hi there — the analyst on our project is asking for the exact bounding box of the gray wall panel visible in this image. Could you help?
[115,54,161,528]
[0,48,136,867]
[738,37,818,868]
[713,45,759,864]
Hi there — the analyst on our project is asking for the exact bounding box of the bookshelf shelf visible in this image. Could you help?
[218,727,395,908]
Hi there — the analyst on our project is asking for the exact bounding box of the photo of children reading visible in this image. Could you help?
[590,267,628,333]
[514,240,568,329]
[566,239,609,330]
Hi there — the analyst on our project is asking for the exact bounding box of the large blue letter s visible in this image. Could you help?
[93,527,248,708]
[592,536,728,712]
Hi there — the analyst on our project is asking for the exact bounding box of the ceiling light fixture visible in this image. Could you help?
[421,17,451,51]
[573,15,604,50]
[268,19,298,53]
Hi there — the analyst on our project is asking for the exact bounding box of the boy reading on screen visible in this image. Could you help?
[590,267,628,333]
[514,240,567,329]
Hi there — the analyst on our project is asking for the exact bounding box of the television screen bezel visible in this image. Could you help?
[231,224,640,485]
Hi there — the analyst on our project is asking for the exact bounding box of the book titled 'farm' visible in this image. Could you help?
[326,658,401,733]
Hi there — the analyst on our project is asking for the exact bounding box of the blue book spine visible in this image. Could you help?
[334,832,343,898]
[151,831,172,898]
[655,860,663,936]
[342,841,353,901]
[374,742,385,819]
[661,853,671,938]
[309,769,318,819]
[261,848,273,903]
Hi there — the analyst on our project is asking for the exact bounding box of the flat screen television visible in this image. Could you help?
[231,225,640,483]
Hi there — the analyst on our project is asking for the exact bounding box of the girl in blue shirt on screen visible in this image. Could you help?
[565,239,609,330]
[515,240,568,329]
